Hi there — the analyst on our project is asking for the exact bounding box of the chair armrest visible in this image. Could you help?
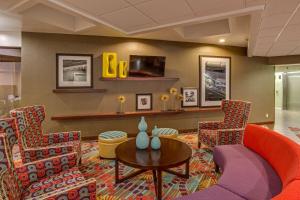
[216,128,245,145]
[43,131,81,145]
[198,121,224,130]
[40,178,97,199]
[23,145,75,163]
[15,152,78,188]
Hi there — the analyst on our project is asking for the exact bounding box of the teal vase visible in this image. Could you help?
[136,117,149,149]
[151,125,161,150]
[138,116,147,131]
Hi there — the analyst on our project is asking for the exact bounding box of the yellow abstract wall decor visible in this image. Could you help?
[102,52,117,78]
[118,61,128,78]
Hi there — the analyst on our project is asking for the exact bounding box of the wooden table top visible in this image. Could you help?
[115,138,192,170]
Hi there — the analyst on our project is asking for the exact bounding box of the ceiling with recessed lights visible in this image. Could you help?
[0,0,300,57]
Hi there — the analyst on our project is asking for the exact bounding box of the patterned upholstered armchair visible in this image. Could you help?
[0,118,96,200]
[10,105,81,163]
[198,100,251,149]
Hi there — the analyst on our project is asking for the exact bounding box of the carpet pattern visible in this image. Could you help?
[13,134,218,200]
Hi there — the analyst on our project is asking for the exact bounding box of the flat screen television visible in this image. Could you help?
[129,55,165,77]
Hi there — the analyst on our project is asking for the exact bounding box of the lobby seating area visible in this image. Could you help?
[178,124,300,200]
[1,101,300,199]
[1,0,300,199]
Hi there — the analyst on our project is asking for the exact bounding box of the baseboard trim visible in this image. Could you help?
[81,121,275,141]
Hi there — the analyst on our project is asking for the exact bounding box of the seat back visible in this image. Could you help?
[222,100,251,129]
[0,118,22,200]
[244,124,300,188]
[0,118,18,171]
[10,105,45,148]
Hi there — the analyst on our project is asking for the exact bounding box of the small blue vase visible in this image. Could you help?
[151,125,161,150]
[138,116,147,131]
[136,117,149,149]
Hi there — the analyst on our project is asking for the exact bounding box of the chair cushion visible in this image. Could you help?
[22,167,86,199]
[244,124,300,187]
[175,185,246,200]
[200,130,217,147]
[214,145,282,200]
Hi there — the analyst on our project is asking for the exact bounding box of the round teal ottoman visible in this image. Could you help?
[156,128,179,139]
[98,131,127,159]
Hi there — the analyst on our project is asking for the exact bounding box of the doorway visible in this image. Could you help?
[0,47,21,117]
[274,65,300,143]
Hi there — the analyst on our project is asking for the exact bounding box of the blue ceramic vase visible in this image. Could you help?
[151,125,161,150]
[136,116,149,149]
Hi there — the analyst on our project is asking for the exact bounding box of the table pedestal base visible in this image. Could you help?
[115,159,190,200]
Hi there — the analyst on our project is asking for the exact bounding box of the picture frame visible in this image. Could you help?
[56,53,93,89]
[199,55,231,107]
[181,87,199,107]
[136,93,153,111]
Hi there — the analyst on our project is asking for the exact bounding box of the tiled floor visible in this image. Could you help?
[273,108,300,144]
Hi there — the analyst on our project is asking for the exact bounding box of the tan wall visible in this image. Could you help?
[21,32,275,137]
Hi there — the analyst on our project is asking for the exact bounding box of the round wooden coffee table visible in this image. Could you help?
[115,137,192,200]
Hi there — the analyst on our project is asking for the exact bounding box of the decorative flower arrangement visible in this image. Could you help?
[169,87,178,110]
[118,95,126,103]
[176,94,183,100]
[160,94,169,102]
[176,94,184,110]
[160,94,169,111]
[117,95,126,113]
[169,87,178,95]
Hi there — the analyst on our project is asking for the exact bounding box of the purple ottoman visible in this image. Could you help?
[213,145,282,200]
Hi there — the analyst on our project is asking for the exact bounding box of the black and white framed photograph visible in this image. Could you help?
[200,56,231,107]
[136,93,152,111]
[181,87,198,107]
[56,54,93,88]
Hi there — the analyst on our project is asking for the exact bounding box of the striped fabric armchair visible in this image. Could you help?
[198,100,251,149]
[10,105,81,163]
[0,118,96,200]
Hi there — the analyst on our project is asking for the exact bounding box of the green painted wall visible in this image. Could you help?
[21,32,275,137]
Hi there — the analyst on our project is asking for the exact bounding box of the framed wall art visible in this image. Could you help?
[181,87,199,107]
[136,93,153,111]
[56,53,93,88]
[199,56,231,107]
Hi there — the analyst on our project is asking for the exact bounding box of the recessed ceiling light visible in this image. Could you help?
[219,38,226,43]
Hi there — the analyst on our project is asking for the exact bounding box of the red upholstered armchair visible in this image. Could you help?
[198,100,251,148]
[10,105,82,163]
[0,118,96,200]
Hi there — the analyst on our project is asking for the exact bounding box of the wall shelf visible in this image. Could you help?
[99,77,179,81]
[51,108,221,120]
[53,88,107,93]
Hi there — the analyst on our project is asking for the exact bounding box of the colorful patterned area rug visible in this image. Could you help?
[13,134,218,200]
